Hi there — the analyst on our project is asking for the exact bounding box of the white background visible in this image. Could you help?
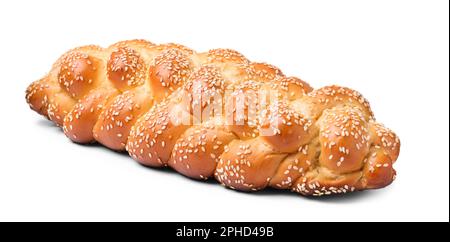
[0,0,448,222]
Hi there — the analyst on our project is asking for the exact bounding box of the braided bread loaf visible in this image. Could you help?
[26,39,400,196]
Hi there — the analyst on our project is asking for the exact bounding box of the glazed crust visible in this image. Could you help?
[26,39,400,196]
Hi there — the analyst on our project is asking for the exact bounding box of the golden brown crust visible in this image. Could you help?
[107,47,146,91]
[273,76,313,100]
[63,88,118,143]
[58,52,100,98]
[259,101,316,153]
[370,122,400,161]
[207,49,249,65]
[26,39,401,197]
[305,85,374,119]
[215,138,287,191]
[169,121,236,179]
[148,49,193,102]
[250,62,284,82]
[26,78,51,116]
[126,98,191,167]
[269,144,316,189]
[317,106,370,173]
[93,88,153,150]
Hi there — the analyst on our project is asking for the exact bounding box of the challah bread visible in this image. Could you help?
[26,39,400,196]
